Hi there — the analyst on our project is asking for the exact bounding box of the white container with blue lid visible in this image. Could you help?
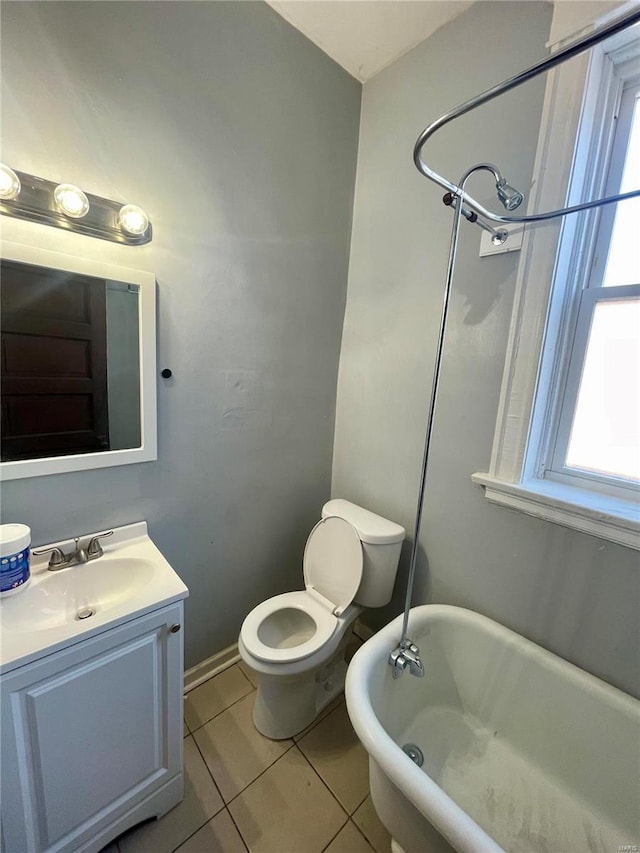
[0,524,31,596]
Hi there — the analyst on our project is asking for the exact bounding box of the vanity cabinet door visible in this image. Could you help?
[0,602,184,853]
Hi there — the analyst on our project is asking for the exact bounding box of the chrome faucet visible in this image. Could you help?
[388,640,425,679]
[34,531,113,572]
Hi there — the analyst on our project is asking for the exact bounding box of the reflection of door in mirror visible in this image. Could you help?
[1,260,111,461]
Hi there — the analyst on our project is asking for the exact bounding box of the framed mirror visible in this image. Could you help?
[0,241,156,480]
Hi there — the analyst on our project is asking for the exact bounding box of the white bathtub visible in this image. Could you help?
[345,605,639,853]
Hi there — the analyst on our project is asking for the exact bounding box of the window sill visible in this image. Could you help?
[471,472,640,550]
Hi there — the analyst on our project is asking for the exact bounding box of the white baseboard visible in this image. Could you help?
[184,643,240,693]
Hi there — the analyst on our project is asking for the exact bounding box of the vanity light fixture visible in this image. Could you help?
[0,165,152,245]
[0,165,21,201]
[53,183,90,219]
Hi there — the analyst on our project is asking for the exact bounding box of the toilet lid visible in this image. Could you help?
[303,517,363,616]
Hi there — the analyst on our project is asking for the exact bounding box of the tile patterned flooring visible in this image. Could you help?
[109,659,392,853]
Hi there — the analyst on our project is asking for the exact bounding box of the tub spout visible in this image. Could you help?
[388,641,424,679]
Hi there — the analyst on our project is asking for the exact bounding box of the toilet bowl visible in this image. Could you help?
[239,499,405,739]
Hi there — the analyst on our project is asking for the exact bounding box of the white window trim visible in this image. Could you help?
[472,3,640,551]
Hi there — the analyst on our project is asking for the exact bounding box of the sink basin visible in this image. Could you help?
[1,556,155,632]
[0,522,188,672]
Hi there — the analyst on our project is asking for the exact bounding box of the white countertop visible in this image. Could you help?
[0,522,189,674]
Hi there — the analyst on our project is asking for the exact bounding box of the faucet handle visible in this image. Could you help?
[86,530,114,558]
[86,530,114,557]
[33,546,68,569]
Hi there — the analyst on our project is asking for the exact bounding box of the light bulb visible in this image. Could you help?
[0,165,21,201]
[118,204,149,236]
[54,183,90,218]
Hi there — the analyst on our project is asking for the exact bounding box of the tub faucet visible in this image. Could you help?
[388,641,425,679]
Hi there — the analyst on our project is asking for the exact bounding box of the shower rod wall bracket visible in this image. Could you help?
[442,191,509,244]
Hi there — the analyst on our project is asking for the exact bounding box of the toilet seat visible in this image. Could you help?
[240,517,363,664]
[303,517,363,617]
[240,591,338,663]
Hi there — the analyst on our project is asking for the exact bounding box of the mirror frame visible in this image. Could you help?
[0,241,157,480]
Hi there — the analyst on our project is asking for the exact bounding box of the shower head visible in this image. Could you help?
[457,164,525,213]
[496,177,524,211]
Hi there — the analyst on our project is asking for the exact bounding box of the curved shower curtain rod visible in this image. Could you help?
[389,5,640,677]
[414,5,640,224]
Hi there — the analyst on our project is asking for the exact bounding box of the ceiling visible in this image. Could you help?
[266,1,474,82]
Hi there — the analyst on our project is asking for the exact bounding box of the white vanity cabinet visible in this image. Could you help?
[0,601,185,853]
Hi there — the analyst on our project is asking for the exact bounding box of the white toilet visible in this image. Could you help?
[238,499,405,739]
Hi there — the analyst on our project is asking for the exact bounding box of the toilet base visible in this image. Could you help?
[252,654,349,740]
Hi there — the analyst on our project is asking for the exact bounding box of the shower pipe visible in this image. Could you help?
[389,164,491,678]
[389,8,640,674]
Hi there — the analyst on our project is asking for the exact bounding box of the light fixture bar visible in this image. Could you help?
[0,168,152,245]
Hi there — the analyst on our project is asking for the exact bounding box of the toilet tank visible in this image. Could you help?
[322,499,405,608]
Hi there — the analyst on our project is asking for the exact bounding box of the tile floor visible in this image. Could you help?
[108,656,392,853]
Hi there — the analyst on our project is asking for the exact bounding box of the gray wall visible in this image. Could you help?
[1,1,361,668]
[332,1,639,697]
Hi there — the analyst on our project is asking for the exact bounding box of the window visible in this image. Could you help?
[541,78,639,493]
[473,13,640,550]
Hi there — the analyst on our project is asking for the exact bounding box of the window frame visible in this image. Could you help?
[472,7,640,550]
[543,76,640,494]
[586,79,640,291]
